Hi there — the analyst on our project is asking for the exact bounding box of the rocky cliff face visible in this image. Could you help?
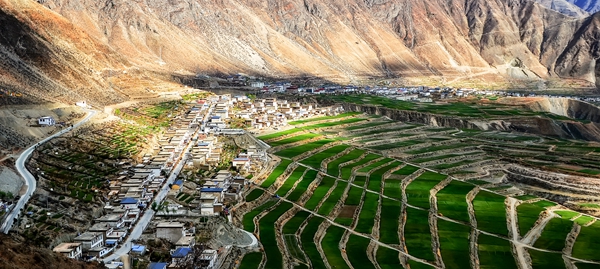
[0,0,599,105]
[566,0,600,13]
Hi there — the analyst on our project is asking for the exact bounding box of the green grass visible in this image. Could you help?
[258,129,304,141]
[275,139,334,159]
[572,222,600,261]
[259,202,294,269]
[355,192,379,234]
[345,235,376,269]
[472,190,509,236]
[383,178,402,200]
[575,263,600,269]
[259,118,366,141]
[392,165,419,176]
[432,159,479,170]
[243,200,278,232]
[436,180,475,223]
[300,145,351,169]
[555,210,580,220]
[437,219,471,269]
[344,186,364,206]
[534,200,557,208]
[267,133,322,147]
[515,195,538,201]
[407,260,435,269]
[405,143,474,155]
[574,215,594,226]
[357,158,394,173]
[405,171,448,209]
[579,203,600,209]
[321,225,351,269]
[533,217,575,251]
[376,247,404,269]
[289,112,361,125]
[404,207,435,261]
[345,121,393,130]
[353,176,367,187]
[367,161,402,192]
[327,149,366,177]
[300,217,327,269]
[529,249,566,269]
[239,252,263,269]
[351,125,420,137]
[261,159,293,188]
[317,181,348,216]
[287,169,319,202]
[379,198,401,244]
[369,140,425,150]
[517,202,546,237]
[303,176,336,210]
[478,234,517,269]
[284,234,306,262]
[283,211,311,234]
[277,166,307,197]
[340,154,382,180]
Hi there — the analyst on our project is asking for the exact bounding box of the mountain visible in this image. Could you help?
[566,0,600,13]
[533,0,590,17]
[0,0,599,106]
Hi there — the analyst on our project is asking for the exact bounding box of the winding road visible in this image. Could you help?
[1,109,97,234]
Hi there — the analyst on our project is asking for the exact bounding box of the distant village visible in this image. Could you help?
[49,93,344,268]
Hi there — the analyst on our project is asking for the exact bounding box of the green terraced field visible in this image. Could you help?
[300,144,351,168]
[300,217,328,269]
[261,159,293,188]
[345,120,393,130]
[574,215,594,226]
[555,210,580,220]
[317,181,349,216]
[529,249,566,269]
[340,153,382,180]
[243,200,278,232]
[267,133,321,147]
[572,222,600,261]
[408,260,435,269]
[289,112,362,125]
[575,263,600,269]
[355,192,379,234]
[436,180,475,223]
[533,217,574,251]
[275,139,334,158]
[383,178,402,200]
[379,198,401,244]
[321,225,351,269]
[326,149,366,177]
[357,158,394,173]
[473,190,509,236]
[259,202,294,269]
[259,118,367,141]
[438,219,471,269]
[346,235,377,269]
[303,176,336,210]
[376,247,403,269]
[369,140,425,151]
[516,202,546,236]
[283,210,311,234]
[392,165,420,176]
[404,207,435,261]
[353,175,367,187]
[406,171,448,209]
[344,186,364,206]
[277,166,307,197]
[367,161,402,192]
[245,189,265,202]
[478,234,517,269]
[239,252,263,269]
[406,143,474,155]
[287,169,319,201]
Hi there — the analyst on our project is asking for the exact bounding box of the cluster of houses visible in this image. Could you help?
[232,97,344,130]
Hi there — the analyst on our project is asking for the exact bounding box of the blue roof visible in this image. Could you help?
[198,143,209,146]
[149,262,168,269]
[171,247,192,258]
[105,239,117,245]
[131,244,145,253]
[120,197,138,204]
[201,188,224,193]
[174,180,184,186]
[233,158,249,161]
[211,116,221,119]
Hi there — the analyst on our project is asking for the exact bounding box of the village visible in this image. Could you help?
[41,92,344,269]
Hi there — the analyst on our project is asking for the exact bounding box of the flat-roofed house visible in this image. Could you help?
[53,243,82,259]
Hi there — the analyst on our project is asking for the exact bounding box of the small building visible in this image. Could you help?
[172,180,184,191]
[156,222,185,243]
[87,247,111,259]
[38,116,56,126]
[148,262,168,269]
[131,244,146,255]
[171,247,193,265]
[53,243,82,259]
[120,197,139,209]
[175,236,196,249]
[73,232,104,251]
[199,249,218,269]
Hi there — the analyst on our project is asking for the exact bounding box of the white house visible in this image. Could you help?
[74,232,104,251]
[53,243,83,259]
[38,116,56,126]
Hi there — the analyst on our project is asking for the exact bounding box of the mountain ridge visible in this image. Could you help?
[0,0,598,105]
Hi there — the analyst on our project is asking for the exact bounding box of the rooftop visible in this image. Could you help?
[156,222,184,228]
[172,247,192,258]
[53,243,81,253]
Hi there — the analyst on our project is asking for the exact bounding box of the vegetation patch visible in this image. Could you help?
[366,161,402,192]
[529,249,567,269]
[345,235,377,269]
[436,180,475,223]
[261,159,293,188]
[405,171,448,209]
[321,225,351,269]
[437,219,471,269]
[300,217,328,269]
[404,207,435,261]
[472,190,509,236]
[379,198,401,244]
[316,181,348,216]
[267,133,321,147]
[287,170,319,202]
[516,202,546,236]
[326,149,366,177]
[340,153,382,180]
[258,202,294,269]
[303,176,336,210]
[376,247,403,269]
[355,192,379,234]
[533,217,575,251]
[242,200,278,232]
[572,222,600,261]
[239,252,263,269]
[277,166,307,197]
[478,234,517,269]
[275,139,334,159]
[289,112,361,125]
[300,145,351,169]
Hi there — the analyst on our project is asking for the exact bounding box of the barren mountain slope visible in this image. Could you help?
[0,0,598,105]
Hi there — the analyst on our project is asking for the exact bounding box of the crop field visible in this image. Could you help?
[406,171,448,209]
[239,252,263,269]
[286,169,319,201]
[326,149,366,176]
[300,144,351,168]
[340,153,382,180]
[289,112,362,125]
[242,104,600,269]
[274,139,334,158]
[267,133,321,147]
[436,180,475,223]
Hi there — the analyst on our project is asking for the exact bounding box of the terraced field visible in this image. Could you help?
[239,110,600,269]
